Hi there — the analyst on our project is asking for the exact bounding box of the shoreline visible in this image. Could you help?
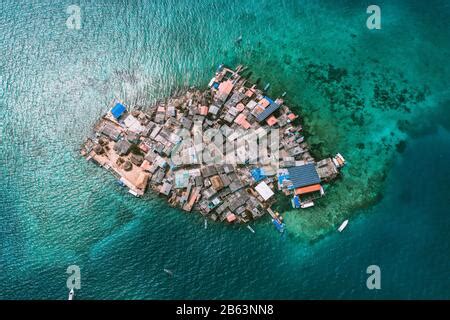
[81,65,346,231]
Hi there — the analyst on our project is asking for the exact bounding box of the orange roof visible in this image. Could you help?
[287,113,297,120]
[218,79,234,95]
[266,115,278,127]
[295,184,321,195]
[245,89,254,97]
[258,98,270,108]
[226,213,237,222]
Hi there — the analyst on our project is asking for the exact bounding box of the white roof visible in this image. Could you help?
[255,181,274,201]
[124,115,145,133]
[246,100,258,110]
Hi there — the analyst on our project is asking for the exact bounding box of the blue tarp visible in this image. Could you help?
[111,103,126,119]
[278,173,289,185]
[272,219,285,233]
[287,164,321,189]
[292,195,301,208]
[251,168,266,182]
[213,82,219,89]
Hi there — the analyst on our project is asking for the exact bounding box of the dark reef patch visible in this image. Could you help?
[396,140,407,153]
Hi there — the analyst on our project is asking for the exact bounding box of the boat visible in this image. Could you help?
[301,200,314,209]
[163,269,173,276]
[264,83,270,91]
[338,219,349,232]
[247,225,255,233]
[272,219,285,233]
[208,77,216,88]
[128,189,139,197]
[68,288,74,301]
[204,219,208,229]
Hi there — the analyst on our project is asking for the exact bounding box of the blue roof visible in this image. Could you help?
[256,102,280,122]
[264,96,274,104]
[287,164,321,188]
[251,168,266,182]
[111,103,126,119]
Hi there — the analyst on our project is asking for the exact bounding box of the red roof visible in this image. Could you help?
[295,184,321,195]
[234,114,251,129]
[199,106,208,115]
[266,115,278,126]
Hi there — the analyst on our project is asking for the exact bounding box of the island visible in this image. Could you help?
[80,65,345,232]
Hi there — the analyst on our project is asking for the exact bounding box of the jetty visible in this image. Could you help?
[80,65,345,225]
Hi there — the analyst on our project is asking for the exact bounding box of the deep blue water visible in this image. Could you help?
[0,0,449,299]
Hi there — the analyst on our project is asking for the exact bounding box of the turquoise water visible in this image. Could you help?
[1,0,449,299]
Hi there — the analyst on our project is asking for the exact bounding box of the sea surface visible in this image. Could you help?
[1,0,449,299]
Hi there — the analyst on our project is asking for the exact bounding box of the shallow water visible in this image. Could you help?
[1,0,449,299]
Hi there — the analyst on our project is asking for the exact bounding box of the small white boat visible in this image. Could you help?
[164,269,173,276]
[338,219,349,232]
[128,189,139,197]
[68,288,74,301]
[247,225,255,233]
[204,219,208,229]
[301,201,314,209]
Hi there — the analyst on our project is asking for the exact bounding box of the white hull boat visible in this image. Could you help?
[338,219,349,232]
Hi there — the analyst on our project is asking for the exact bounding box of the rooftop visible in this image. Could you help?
[287,164,321,188]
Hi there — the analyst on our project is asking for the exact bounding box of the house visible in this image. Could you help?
[114,139,132,156]
[217,79,234,102]
[287,164,323,201]
[124,115,145,133]
[111,103,126,119]
[287,164,321,189]
[255,181,275,201]
[255,102,281,122]
[100,123,121,141]
[160,181,172,196]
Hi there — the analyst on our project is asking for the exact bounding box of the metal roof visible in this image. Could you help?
[111,103,126,119]
[287,164,321,188]
[256,102,280,122]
